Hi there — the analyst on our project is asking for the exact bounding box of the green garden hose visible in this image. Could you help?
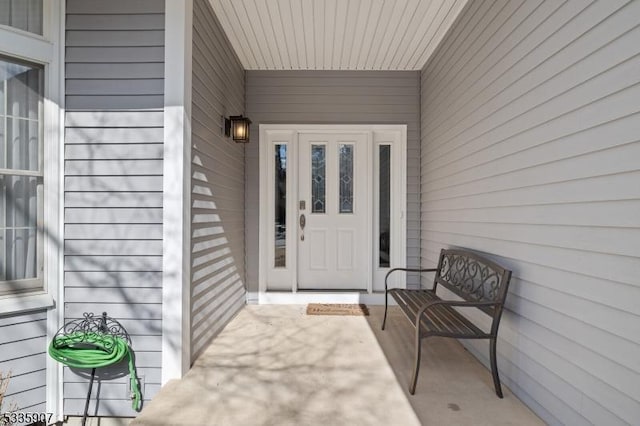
[48,332,141,410]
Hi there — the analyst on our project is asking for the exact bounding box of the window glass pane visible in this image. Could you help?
[1,175,39,281]
[311,145,325,213]
[1,57,42,171]
[0,232,3,280]
[5,228,37,280]
[6,118,39,171]
[7,63,41,120]
[379,145,391,267]
[0,120,4,168]
[4,175,38,227]
[339,144,354,213]
[274,144,286,268]
[0,181,3,280]
[0,0,43,35]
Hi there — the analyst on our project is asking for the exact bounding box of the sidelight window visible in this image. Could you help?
[379,145,391,267]
[274,144,287,267]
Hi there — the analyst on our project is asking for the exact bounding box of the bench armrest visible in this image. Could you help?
[415,300,499,329]
[384,268,438,292]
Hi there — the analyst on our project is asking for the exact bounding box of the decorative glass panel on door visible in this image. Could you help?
[311,145,325,213]
[339,144,353,213]
[274,144,287,268]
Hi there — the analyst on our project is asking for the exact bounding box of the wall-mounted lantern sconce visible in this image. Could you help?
[224,115,252,143]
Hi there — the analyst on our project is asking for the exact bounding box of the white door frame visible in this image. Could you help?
[258,124,407,304]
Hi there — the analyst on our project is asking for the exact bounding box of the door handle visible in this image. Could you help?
[300,214,306,241]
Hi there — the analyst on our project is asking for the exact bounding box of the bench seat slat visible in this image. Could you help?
[389,288,486,338]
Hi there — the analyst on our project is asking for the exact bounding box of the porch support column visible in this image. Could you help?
[162,0,193,383]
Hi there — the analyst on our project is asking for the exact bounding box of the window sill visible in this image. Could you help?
[0,292,55,317]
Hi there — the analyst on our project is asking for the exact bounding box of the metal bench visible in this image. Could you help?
[382,248,512,397]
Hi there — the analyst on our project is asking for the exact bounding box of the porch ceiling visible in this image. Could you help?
[208,0,468,70]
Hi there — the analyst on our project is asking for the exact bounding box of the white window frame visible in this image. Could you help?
[0,59,45,297]
[0,1,63,316]
[0,0,64,422]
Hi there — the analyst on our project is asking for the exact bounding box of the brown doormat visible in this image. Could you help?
[306,303,369,316]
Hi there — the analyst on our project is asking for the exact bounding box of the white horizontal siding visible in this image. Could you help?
[420,1,640,425]
[245,70,421,294]
[189,0,246,363]
[63,0,165,417]
[0,310,47,412]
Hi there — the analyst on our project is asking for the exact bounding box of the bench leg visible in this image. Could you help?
[382,291,389,330]
[409,331,422,395]
[490,337,503,398]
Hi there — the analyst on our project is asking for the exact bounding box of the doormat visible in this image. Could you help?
[306,303,369,316]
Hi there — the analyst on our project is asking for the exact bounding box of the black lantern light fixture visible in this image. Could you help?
[225,115,251,143]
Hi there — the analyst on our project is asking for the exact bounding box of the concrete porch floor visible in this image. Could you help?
[132,305,542,426]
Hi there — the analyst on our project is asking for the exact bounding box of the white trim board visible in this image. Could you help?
[161,0,193,384]
[258,124,407,305]
[46,2,65,420]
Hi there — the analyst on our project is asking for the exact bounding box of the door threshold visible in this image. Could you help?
[257,291,390,305]
[296,288,368,293]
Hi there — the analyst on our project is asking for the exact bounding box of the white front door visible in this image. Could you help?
[297,133,369,290]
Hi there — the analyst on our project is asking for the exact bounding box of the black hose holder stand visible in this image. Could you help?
[52,311,133,426]
[52,311,131,349]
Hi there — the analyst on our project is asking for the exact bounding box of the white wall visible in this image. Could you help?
[420,0,640,424]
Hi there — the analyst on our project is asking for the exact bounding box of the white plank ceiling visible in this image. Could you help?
[209,0,468,70]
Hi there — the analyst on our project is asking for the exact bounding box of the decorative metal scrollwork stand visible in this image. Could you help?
[50,312,131,426]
